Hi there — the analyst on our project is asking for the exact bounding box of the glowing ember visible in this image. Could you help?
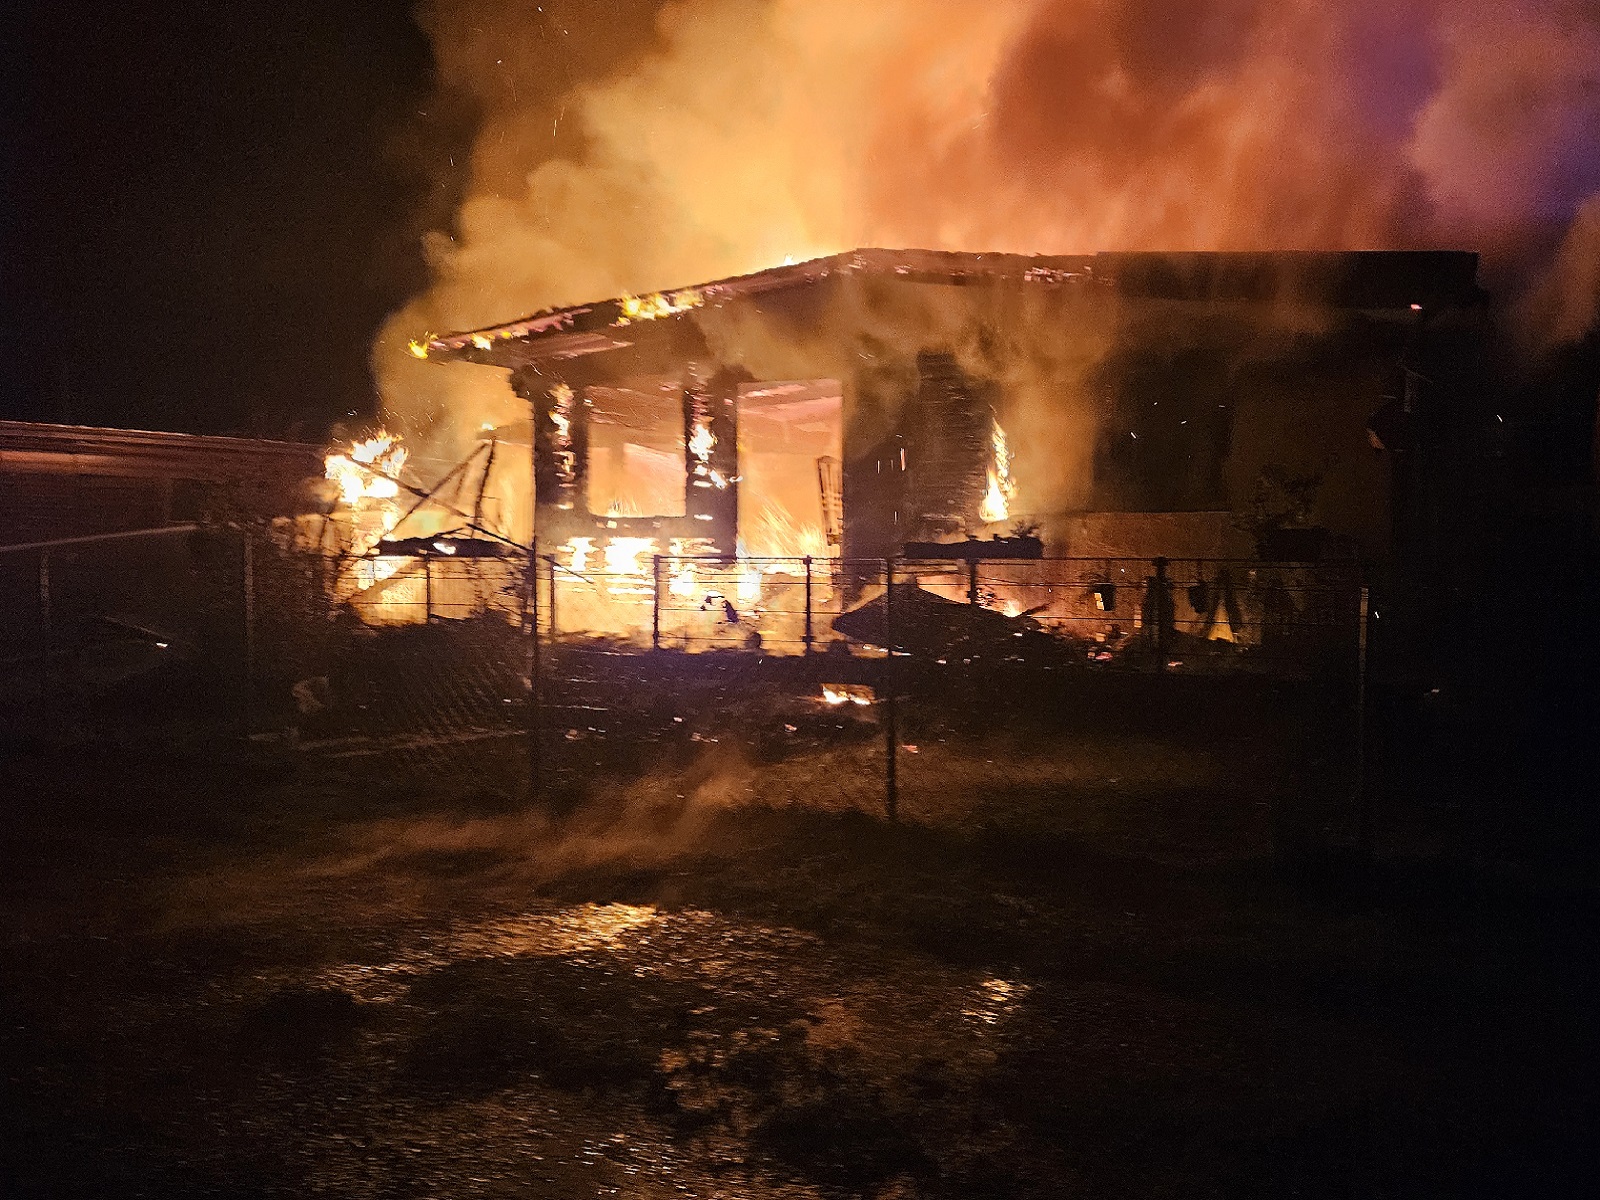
[549,382,575,441]
[688,422,715,462]
[405,338,430,360]
[821,684,873,706]
[615,288,703,325]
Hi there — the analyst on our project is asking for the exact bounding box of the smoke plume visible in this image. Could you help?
[376,0,1600,444]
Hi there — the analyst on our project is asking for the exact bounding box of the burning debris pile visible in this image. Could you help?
[324,432,407,546]
[314,430,525,626]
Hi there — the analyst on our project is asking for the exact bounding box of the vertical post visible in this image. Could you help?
[39,547,53,712]
[527,400,543,804]
[242,530,255,730]
[968,557,980,606]
[527,538,541,804]
[546,553,558,637]
[652,554,663,651]
[1354,584,1372,862]
[803,555,814,654]
[39,547,52,644]
[884,556,898,822]
[1153,556,1170,670]
[424,553,433,622]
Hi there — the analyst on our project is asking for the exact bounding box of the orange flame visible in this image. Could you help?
[688,421,715,461]
[615,288,703,325]
[325,432,408,507]
[978,417,1015,524]
[821,684,873,706]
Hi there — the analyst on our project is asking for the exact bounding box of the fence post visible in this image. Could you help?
[652,555,663,650]
[424,552,433,622]
[39,547,53,714]
[546,553,558,637]
[803,555,814,654]
[39,547,51,644]
[1354,583,1372,863]
[243,530,255,727]
[884,556,898,822]
[527,539,542,804]
[968,558,980,606]
[1153,556,1170,670]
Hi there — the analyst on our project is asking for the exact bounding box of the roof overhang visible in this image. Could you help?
[417,247,1482,371]
[418,248,1099,370]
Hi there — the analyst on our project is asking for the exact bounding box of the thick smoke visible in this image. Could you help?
[377,0,1600,447]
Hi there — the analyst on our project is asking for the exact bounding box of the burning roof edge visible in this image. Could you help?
[422,247,1483,368]
[421,248,1097,366]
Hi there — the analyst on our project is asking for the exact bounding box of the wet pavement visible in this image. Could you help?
[4,742,1598,1197]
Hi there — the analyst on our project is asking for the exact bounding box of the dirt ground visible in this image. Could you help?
[2,688,1597,1198]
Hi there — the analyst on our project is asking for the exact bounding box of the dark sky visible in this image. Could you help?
[2,1,463,439]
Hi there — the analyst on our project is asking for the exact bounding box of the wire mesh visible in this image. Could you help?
[1,536,1367,826]
[0,527,249,740]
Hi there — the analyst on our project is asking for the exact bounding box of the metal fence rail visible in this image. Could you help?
[538,553,1363,675]
[1,534,1367,811]
[0,530,1382,860]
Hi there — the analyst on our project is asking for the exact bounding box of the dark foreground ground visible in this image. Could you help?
[3,679,1597,1199]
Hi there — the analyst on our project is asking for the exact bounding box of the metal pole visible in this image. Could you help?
[968,558,979,605]
[527,394,543,803]
[39,547,53,712]
[652,555,663,650]
[424,553,433,622]
[0,523,199,556]
[884,556,898,822]
[243,530,255,729]
[546,554,558,637]
[39,547,51,642]
[803,555,814,654]
[1153,556,1170,670]
[1354,584,1372,861]
[527,538,542,804]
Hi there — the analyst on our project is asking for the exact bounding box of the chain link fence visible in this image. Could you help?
[1,531,1369,852]
[539,552,1363,672]
[0,525,249,742]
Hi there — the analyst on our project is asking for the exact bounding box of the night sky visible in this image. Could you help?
[3,1,462,440]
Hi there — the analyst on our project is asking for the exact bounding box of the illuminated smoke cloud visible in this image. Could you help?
[375,0,1600,437]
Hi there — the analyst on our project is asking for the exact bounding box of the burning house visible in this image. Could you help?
[419,248,1485,578]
